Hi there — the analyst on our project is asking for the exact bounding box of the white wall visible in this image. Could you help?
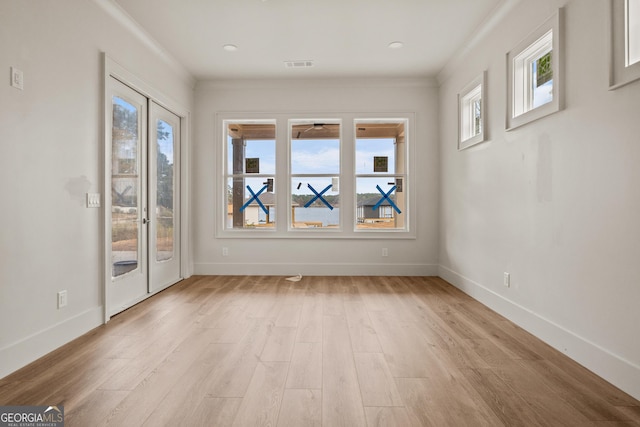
[438,0,640,398]
[0,0,194,378]
[193,79,439,276]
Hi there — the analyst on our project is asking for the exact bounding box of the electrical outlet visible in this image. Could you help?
[10,66,24,90]
[222,247,229,256]
[382,248,388,257]
[503,272,511,288]
[57,290,68,309]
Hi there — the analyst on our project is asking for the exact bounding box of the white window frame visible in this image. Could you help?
[458,71,487,150]
[506,9,563,130]
[609,0,640,89]
[221,119,278,233]
[354,118,410,233]
[215,112,416,239]
[288,118,342,233]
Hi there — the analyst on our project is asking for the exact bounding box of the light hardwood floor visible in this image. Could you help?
[1,276,639,426]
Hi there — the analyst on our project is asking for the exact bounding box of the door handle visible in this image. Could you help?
[142,218,151,225]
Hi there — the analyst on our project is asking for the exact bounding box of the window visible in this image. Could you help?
[224,121,276,230]
[218,114,413,237]
[290,120,341,230]
[628,0,640,66]
[458,71,486,150]
[355,120,407,231]
[609,0,640,88]
[507,9,563,130]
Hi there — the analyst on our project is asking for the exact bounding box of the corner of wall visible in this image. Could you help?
[0,307,104,380]
[438,265,640,401]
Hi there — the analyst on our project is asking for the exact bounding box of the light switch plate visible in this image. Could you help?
[87,193,101,208]
[10,66,24,90]
[57,290,67,309]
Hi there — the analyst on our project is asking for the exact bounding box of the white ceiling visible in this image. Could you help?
[113,0,506,81]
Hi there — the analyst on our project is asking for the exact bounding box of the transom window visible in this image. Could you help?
[458,72,486,149]
[626,0,640,67]
[507,9,563,130]
[610,0,640,88]
[512,29,553,117]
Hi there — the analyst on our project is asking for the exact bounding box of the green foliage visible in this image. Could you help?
[536,51,553,87]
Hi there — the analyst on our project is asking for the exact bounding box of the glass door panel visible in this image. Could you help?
[111,96,141,277]
[149,102,181,292]
[107,77,148,316]
[155,118,175,262]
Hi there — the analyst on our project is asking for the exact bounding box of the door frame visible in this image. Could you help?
[103,54,191,322]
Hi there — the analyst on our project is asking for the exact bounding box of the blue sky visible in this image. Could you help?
[227,137,399,195]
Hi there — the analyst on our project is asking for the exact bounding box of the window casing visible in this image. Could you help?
[217,114,414,238]
[507,9,563,130]
[354,119,408,231]
[289,120,341,231]
[224,121,276,230]
[458,72,486,150]
[627,0,640,66]
[610,0,640,89]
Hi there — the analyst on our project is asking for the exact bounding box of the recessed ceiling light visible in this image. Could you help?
[223,44,238,52]
[388,41,404,49]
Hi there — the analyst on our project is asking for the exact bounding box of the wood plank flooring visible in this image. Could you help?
[1,275,638,426]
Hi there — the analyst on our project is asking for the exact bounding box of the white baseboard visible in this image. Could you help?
[194,262,439,277]
[0,306,104,380]
[438,265,640,401]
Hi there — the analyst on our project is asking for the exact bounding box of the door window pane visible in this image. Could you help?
[156,119,175,261]
[112,96,140,276]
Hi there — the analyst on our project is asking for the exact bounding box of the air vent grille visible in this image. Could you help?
[284,60,314,68]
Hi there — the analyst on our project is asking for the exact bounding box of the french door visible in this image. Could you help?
[107,77,181,316]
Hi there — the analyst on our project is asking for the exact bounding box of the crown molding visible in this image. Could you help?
[92,0,196,89]
[197,77,438,90]
[437,0,523,86]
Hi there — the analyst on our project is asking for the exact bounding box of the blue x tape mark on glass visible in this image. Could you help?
[240,184,269,215]
[373,185,401,214]
[304,184,334,210]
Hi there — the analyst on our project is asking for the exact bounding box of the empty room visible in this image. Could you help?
[1,0,639,425]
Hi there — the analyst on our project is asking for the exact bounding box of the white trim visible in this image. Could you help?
[198,78,436,90]
[215,112,417,240]
[626,0,640,66]
[609,0,640,89]
[195,262,437,277]
[0,307,103,380]
[103,54,191,322]
[91,0,195,89]
[437,0,524,86]
[506,9,563,131]
[438,264,640,401]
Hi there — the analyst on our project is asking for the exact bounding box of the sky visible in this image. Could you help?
[227,136,399,196]
[112,97,175,163]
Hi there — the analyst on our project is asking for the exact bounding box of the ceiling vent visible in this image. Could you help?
[284,60,314,69]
